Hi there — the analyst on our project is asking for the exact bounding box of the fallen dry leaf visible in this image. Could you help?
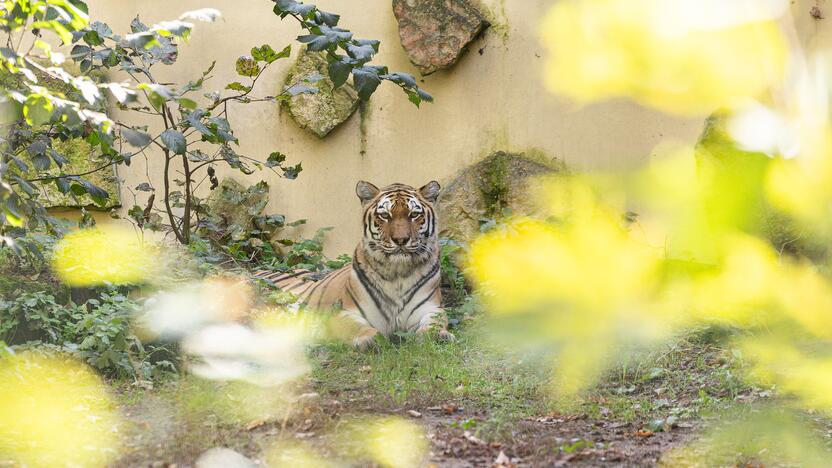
[463,430,485,445]
[442,403,459,415]
[635,429,654,438]
[493,450,515,468]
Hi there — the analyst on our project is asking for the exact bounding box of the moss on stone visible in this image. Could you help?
[282,49,359,138]
[0,67,119,209]
[438,150,564,243]
[477,0,509,43]
[359,100,370,156]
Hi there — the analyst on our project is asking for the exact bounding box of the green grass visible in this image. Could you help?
[310,325,553,437]
[582,327,759,425]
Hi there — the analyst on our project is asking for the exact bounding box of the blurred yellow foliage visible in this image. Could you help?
[469,159,832,412]
[0,352,121,467]
[51,225,157,286]
[265,442,335,468]
[338,416,429,468]
[539,0,788,114]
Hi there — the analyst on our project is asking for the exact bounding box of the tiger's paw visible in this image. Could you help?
[416,325,455,343]
[352,328,380,351]
[438,329,456,342]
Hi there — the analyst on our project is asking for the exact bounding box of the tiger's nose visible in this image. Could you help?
[392,236,409,246]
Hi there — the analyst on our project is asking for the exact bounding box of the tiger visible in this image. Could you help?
[254,180,453,349]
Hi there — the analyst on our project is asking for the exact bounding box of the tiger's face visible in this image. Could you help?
[356,180,440,258]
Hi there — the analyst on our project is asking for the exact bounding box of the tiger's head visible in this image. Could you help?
[356,180,440,260]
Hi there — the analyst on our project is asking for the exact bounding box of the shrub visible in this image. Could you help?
[0,289,173,380]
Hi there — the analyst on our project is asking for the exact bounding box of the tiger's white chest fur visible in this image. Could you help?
[349,248,441,335]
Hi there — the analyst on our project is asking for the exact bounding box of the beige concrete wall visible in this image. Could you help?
[88,0,711,255]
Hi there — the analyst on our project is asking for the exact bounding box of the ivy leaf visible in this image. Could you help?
[160,129,187,155]
[122,128,152,148]
[352,66,381,101]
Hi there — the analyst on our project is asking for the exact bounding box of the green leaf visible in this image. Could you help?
[121,128,152,148]
[55,177,70,194]
[328,59,352,88]
[225,82,252,93]
[23,94,54,127]
[250,44,291,64]
[352,67,381,101]
[177,97,197,110]
[160,129,187,155]
[266,152,287,167]
[316,10,340,27]
[137,83,173,111]
[32,153,51,171]
[235,55,260,77]
[282,163,302,180]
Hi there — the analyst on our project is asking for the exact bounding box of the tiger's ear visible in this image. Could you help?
[419,180,441,203]
[356,180,380,205]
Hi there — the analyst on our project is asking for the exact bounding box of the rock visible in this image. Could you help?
[393,0,489,75]
[438,151,565,244]
[283,49,360,137]
[204,178,269,241]
[195,448,256,468]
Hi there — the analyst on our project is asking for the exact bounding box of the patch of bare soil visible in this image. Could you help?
[423,410,697,467]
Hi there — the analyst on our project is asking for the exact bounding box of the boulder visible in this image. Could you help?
[393,0,490,75]
[204,179,269,241]
[438,151,564,243]
[283,49,360,138]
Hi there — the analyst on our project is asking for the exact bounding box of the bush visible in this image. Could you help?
[0,289,174,380]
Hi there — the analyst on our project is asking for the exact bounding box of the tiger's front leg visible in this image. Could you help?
[415,308,455,342]
[332,309,381,351]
